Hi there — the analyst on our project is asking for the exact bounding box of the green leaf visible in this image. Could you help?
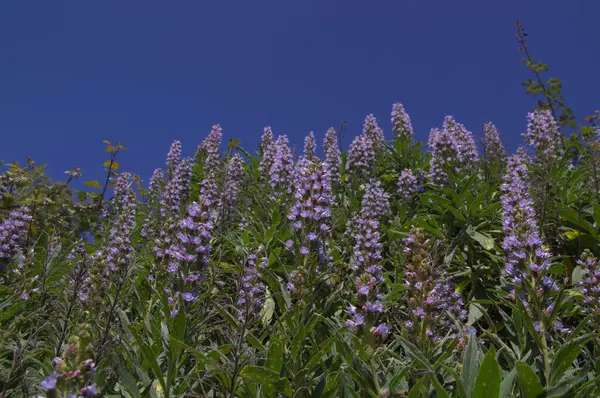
[118,366,141,398]
[463,335,480,398]
[407,377,425,398]
[545,366,589,397]
[499,368,517,398]
[467,303,484,326]
[261,295,275,325]
[467,229,495,250]
[397,336,434,372]
[265,337,283,374]
[550,334,597,384]
[84,180,101,189]
[516,362,544,398]
[228,138,242,152]
[431,376,450,398]
[473,347,500,398]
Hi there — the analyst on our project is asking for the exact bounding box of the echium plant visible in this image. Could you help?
[222,153,244,218]
[501,151,569,379]
[258,126,275,179]
[41,324,97,397]
[323,127,341,185]
[428,116,479,185]
[154,151,193,260]
[397,169,423,203]
[0,206,31,273]
[165,199,213,316]
[267,135,294,198]
[166,140,182,179]
[237,252,266,322]
[304,131,316,160]
[286,141,333,300]
[483,121,506,164]
[524,109,562,167]
[86,172,137,363]
[391,102,414,140]
[141,168,165,238]
[578,249,600,327]
[54,243,92,358]
[581,111,600,195]
[347,114,384,181]
[199,124,223,216]
[346,180,390,339]
[100,172,136,276]
[400,227,467,354]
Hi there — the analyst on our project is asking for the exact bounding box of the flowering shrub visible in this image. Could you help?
[2,30,600,397]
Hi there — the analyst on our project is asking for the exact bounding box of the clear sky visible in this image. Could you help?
[1,1,599,187]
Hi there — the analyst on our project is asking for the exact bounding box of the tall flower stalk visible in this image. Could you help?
[323,127,341,185]
[501,152,567,382]
[401,227,466,354]
[347,115,384,181]
[483,121,506,164]
[428,116,479,185]
[346,180,390,339]
[0,207,32,273]
[391,102,414,140]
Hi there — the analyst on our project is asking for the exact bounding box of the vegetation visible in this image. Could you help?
[1,21,599,398]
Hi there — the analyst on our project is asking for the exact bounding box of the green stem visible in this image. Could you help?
[539,323,552,385]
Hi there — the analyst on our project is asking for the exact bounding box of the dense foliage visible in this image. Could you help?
[1,22,600,398]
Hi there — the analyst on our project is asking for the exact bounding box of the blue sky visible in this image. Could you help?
[1,1,599,187]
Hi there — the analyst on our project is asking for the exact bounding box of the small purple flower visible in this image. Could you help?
[40,372,58,390]
[373,323,389,336]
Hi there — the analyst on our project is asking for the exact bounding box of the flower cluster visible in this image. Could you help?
[148,168,166,198]
[501,153,553,286]
[260,126,274,154]
[102,173,136,275]
[578,250,600,321]
[524,109,561,166]
[0,206,31,272]
[402,227,467,348]
[363,114,384,145]
[323,127,341,184]
[259,126,275,179]
[391,102,414,139]
[397,169,423,202]
[501,153,567,333]
[223,154,244,215]
[199,125,224,216]
[346,179,390,237]
[428,116,479,185]
[346,180,389,339]
[268,135,294,197]
[288,157,332,254]
[0,171,10,202]
[141,168,166,238]
[304,131,316,160]
[166,140,182,178]
[166,201,214,311]
[483,121,506,163]
[198,124,223,171]
[41,324,96,397]
[347,115,384,180]
[161,157,193,218]
[67,243,92,304]
[237,252,266,321]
